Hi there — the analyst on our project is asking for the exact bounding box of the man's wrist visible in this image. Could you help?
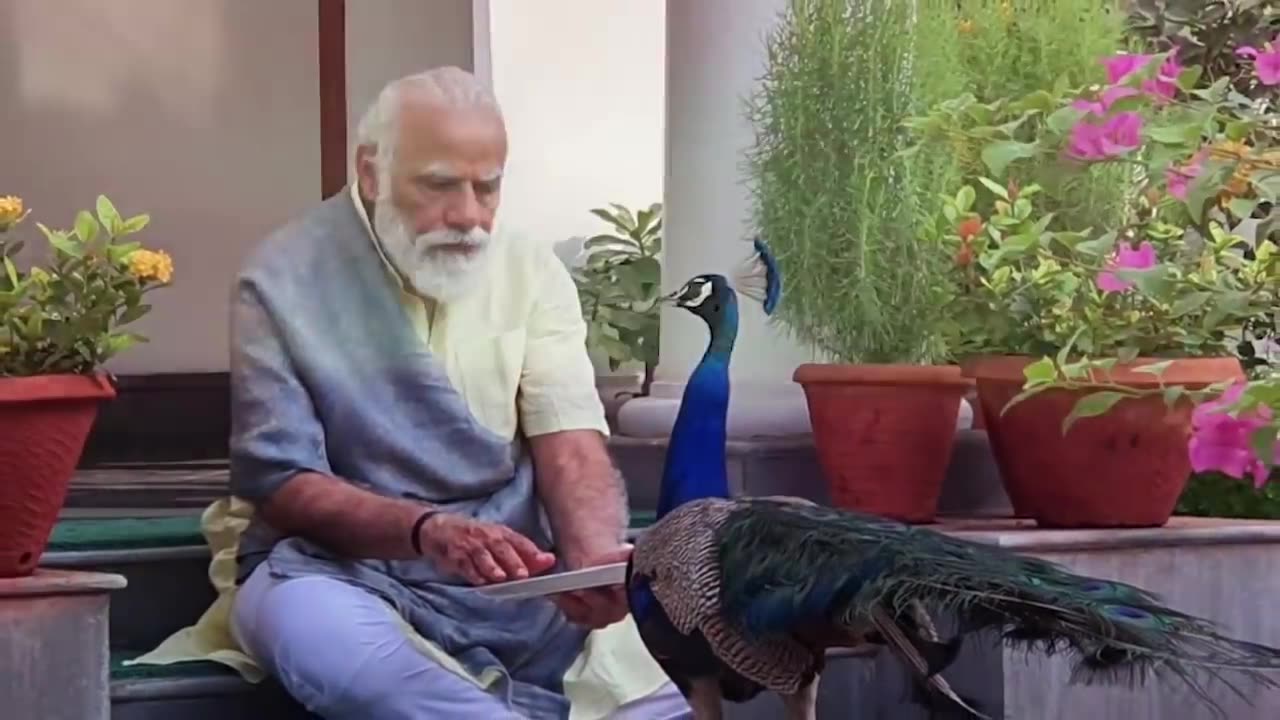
[409,508,441,556]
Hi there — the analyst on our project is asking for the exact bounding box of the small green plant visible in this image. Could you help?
[0,194,173,376]
[571,202,662,396]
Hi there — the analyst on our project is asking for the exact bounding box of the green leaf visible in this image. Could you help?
[1176,65,1203,91]
[117,303,151,325]
[96,195,122,235]
[1008,90,1056,114]
[1225,120,1255,142]
[1251,426,1278,472]
[1046,105,1084,135]
[1116,264,1174,298]
[1228,197,1259,220]
[74,210,100,244]
[1170,291,1212,317]
[1057,327,1085,367]
[1062,391,1128,434]
[46,230,82,258]
[1134,359,1173,375]
[119,214,150,235]
[1146,122,1203,146]
[1074,230,1117,256]
[981,140,1039,177]
[3,257,18,287]
[1022,356,1057,384]
[1162,386,1186,409]
[977,177,1010,201]
[956,185,976,212]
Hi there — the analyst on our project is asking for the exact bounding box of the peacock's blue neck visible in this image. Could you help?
[655,298,738,519]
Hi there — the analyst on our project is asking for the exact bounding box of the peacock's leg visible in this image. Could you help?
[780,676,819,720]
[686,678,724,720]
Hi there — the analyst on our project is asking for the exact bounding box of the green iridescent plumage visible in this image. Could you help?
[711,499,1280,717]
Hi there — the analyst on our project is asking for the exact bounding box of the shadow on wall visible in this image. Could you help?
[0,0,323,375]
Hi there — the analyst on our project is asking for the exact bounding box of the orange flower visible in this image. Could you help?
[957,216,983,241]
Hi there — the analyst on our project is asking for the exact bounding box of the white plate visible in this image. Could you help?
[474,561,628,600]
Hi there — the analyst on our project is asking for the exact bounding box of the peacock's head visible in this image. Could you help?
[665,273,734,328]
[660,237,781,339]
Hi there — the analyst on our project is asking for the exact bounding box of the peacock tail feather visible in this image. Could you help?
[713,498,1280,717]
[734,236,782,316]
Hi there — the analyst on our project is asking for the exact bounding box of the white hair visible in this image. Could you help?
[353,66,502,174]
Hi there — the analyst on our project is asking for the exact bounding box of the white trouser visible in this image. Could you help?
[231,564,691,719]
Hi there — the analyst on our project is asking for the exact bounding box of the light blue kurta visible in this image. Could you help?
[229,192,588,718]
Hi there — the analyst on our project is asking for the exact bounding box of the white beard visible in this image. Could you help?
[371,192,494,303]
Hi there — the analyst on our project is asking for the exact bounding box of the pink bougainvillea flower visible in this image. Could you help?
[1237,37,1280,86]
[1099,50,1182,101]
[1103,53,1155,84]
[1141,49,1183,102]
[1189,383,1278,488]
[1071,86,1141,116]
[1066,111,1144,161]
[1164,150,1207,201]
[1096,240,1157,292]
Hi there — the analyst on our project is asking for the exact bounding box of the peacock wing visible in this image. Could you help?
[631,498,819,694]
[715,498,899,640]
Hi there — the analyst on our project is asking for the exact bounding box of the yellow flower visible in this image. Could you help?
[127,249,174,284]
[958,19,976,34]
[0,195,27,231]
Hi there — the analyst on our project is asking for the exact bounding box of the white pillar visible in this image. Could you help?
[617,0,818,439]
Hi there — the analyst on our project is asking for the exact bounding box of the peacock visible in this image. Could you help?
[625,238,1280,720]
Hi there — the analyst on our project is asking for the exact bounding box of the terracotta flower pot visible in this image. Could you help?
[0,373,116,577]
[967,355,1244,528]
[793,363,973,523]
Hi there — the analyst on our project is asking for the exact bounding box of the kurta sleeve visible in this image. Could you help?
[228,277,332,503]
[517,248,610,438]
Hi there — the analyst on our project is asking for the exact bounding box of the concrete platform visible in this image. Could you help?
[0,568,127,720]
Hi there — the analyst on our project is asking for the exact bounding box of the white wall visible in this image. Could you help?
[1,0,476,374]
[486,0,666,260]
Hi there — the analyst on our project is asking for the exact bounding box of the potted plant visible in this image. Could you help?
[569,202,662,421]
[0,195,173,576]
[743,0,1124,522]
[908,45,1280,528]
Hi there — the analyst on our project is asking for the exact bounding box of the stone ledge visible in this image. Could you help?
[0,568,127,597]
[935,515,1280,552]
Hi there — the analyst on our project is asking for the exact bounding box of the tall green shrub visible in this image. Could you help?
[745,0,964,364]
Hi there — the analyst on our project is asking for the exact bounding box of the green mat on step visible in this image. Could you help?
[49,515,206,553]
[111,649,234,681]
[52,511,658,554]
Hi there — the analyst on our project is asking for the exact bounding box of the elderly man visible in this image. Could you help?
[222,66,689,718]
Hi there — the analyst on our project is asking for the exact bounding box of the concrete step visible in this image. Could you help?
[108,651,313,720]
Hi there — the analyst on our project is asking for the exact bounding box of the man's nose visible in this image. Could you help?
[444,185,483,232]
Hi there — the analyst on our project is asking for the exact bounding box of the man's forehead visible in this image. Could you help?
[393,104,506,180]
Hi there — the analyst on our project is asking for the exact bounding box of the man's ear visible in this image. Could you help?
[354,145,379,202]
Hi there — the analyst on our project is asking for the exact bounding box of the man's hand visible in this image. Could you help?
[552,545,632,629]
[419,513,556,585]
